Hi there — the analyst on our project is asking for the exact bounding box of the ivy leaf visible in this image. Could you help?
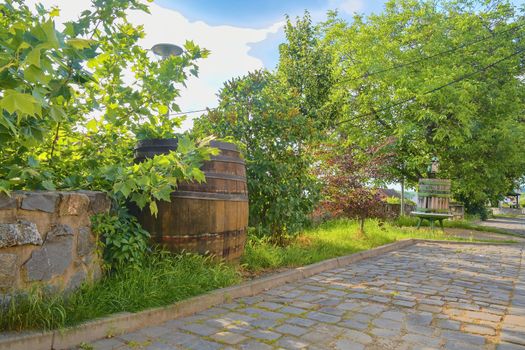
[177,136,193,154]
[115,181,132,198]
[28,156,39,167]
[191,168,205,183]
[67,38,96,50]
[41,180,56,190]
[25,48,41,68]
[86,119,98,132]
[149,201,158,216]
[49,7,60,18]
[49,105,66,121]
[0,90,42,117]
[24,65,47,83]
[41,20,59,47]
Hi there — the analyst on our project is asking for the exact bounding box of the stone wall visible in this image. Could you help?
[492,207,525,215]
[0,191,110,293]
[380,203,417,218]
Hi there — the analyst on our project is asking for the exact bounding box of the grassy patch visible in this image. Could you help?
[241,218,475,272]
[0,252,240,331]
[394,215,519,236]
[492,213,524,219]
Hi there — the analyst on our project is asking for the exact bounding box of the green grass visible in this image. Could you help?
[394,215,520,236]
[492,213,524,219]
[240,218,488,272]
[0,252,240,331]
[1,218,516,332]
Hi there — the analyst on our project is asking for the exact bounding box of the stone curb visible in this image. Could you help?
[416,239,520,245]
[2,238,486,350]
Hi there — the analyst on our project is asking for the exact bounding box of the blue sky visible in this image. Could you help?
[155,0,386,28]
[156,0,387,68]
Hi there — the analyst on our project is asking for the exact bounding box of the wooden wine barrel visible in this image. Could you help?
[132,140,248,261]
[417,178,451,214]
[134,138,178,163]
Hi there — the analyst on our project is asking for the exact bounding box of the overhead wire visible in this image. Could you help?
[335,22,525,84]
[166,23,525,119]
[335,47,525,126]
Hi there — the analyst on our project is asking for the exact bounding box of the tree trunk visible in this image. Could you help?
[359,218,365,234]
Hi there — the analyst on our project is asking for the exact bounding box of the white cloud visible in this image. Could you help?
[25,0,284,128]
[131,4,283,110]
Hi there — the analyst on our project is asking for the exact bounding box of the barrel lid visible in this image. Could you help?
[210,140,240,152]
[135,138,178,150]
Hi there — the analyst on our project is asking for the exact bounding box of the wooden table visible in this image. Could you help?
[411,212,453,231]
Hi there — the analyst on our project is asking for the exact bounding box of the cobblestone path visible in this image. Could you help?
[479,217,525,236]
[84,243,525,350]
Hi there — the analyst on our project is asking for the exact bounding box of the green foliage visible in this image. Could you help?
[192,12,345,239]
[385,196,416,206]
[0,0,212,214]
[394,215,519,235]
[91,210,150,270]
[0,251,240,331]
[277,11,336,131]
[109,136,217,215]
[194,71,321,238]
[322,0,525,211]
[458,198,490,220]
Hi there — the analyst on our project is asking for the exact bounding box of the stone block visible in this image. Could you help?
[0,195,17,210]
[0,331,54,350]
[78,191,111,214]
[59,193,90,216]
[0,253,17,288]
[67,269,86,290]
[0,221,42,248]
[77,226,96,257]
[25,235,73,281]
[20,193,59,213]
[46,224,74,241]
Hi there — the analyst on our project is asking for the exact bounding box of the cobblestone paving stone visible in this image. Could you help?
[478,217,525,236]
[78,243,525,350]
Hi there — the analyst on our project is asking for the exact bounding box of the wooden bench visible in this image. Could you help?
[411,211,453,231]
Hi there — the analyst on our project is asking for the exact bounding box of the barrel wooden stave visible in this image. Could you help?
[134,140,248,261]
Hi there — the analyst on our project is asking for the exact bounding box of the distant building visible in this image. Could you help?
[378,188,401,198]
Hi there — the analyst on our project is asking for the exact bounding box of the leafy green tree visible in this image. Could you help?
[277,11,337,134]
[322,0,525,213]
[194,71,320,240]
[0,0,214,215]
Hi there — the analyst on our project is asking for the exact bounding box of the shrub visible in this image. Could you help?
[193,71,321,240]
[316,145,389,233]
[91,209,150,270]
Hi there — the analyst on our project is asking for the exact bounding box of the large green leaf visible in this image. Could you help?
[0,90,42,117]
[41,20,59,48]
[24,47,41,68]
[67,38,96,50]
